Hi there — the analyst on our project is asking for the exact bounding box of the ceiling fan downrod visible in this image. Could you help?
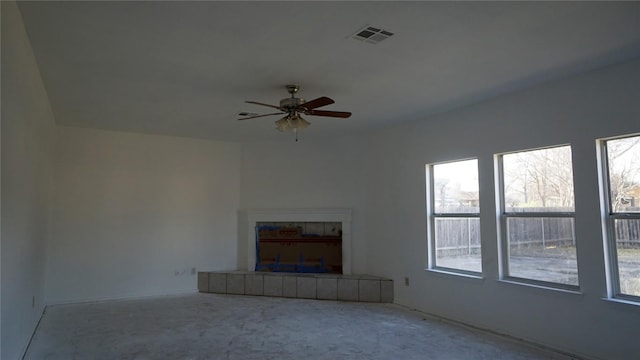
[286,84,299,97]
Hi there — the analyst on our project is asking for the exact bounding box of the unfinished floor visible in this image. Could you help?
[25,293,574,360]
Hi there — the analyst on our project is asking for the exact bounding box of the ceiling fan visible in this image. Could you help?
[239,85,351,139]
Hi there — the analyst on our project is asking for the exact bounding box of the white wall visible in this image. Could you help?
[1,2,56,359]
[365,59,640,360]
[47,127,242,304]
[238,136,368,273]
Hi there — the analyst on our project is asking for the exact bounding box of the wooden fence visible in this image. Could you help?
[435,217,640,253]
[434,218,481,254]
[615,218,640,248]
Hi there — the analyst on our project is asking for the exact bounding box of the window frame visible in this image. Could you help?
[599,134,640,301]
[496,144,579,290]
[426,158,482,276]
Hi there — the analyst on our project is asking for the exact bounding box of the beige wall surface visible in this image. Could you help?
[365,59,640,360]
[1,1,56,358]
[47,127,242,304]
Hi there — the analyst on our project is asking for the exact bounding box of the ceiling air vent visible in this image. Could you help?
[351,25,394,44]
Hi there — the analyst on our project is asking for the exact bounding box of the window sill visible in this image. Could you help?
[602,297,640,309]
[498,278,582,296]
[425,268,484,281]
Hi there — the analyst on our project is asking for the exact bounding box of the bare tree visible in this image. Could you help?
[504,146,574,210]
[607,137,640,212]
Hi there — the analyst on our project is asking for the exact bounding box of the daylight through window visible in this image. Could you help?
[498,145,578,288]
[601,135,640,299]
[427,159,481,274]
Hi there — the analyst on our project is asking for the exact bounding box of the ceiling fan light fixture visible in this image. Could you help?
[290,114,310,129]
[275,113,310,132]
[275,116,290,132]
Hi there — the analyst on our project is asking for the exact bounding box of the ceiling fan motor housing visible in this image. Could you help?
[280,97,305,111]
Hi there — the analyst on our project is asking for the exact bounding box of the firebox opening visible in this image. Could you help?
[255,222,343,274]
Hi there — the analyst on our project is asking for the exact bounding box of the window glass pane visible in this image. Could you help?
[433,159,479,214]
[506,217,577,286]
[606,135,640,213]
[503,146,574,212]
[614,219,640,296]
[434,217,481,273]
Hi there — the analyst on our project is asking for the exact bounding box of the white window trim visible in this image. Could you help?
[598,135,640,302]
[496,146,579,291]
[426,159,482,276]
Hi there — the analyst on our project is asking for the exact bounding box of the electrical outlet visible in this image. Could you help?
[404,277,410,286]
[191,267,196,275]
[32,296,35,308]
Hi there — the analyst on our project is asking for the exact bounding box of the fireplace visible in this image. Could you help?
[256,222,342,273]
[246,209,352,275]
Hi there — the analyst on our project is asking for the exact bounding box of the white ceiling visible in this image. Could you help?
[17,1,640,142]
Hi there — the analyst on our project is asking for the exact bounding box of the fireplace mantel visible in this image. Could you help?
[246,208,352,275]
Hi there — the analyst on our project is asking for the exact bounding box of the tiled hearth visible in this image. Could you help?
[198,272,394,303]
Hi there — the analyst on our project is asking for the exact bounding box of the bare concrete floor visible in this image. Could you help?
[25,293,572,360]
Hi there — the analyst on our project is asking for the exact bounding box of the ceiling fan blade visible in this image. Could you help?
[307,109,352,118]
[245,101,282,110]
[301,96,334,110]
[238,112,283,120]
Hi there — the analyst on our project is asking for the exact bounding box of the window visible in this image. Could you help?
[600,134,640,299]
[427,159,481,274]
[498,145,578,288]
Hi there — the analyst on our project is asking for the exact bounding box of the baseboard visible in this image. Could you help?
[45,288,198,307]
[391,301,590,360]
